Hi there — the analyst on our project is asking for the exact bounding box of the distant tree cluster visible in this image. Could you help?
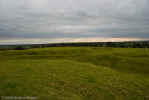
[14,46,25,50]
[14,45,31,50]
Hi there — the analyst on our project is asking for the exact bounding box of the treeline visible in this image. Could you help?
[39,41,149,48]
[0,41,149,50]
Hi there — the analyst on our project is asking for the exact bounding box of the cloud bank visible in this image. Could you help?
[0,0,149,43]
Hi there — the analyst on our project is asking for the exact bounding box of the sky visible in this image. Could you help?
[0,0,149,44]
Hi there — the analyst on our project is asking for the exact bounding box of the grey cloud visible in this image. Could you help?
[0,0,149,41]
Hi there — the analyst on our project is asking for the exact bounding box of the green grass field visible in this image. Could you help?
[0,47,149,100]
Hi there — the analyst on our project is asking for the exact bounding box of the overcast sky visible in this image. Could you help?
[0,0,149,44]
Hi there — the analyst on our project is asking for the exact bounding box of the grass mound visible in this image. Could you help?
[0,47,149,100]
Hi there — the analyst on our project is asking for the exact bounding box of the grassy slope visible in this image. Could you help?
[0,47,149,100]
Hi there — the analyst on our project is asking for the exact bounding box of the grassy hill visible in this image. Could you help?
[0,47,149,100]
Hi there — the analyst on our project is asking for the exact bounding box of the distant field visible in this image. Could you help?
[0,47,149,100]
